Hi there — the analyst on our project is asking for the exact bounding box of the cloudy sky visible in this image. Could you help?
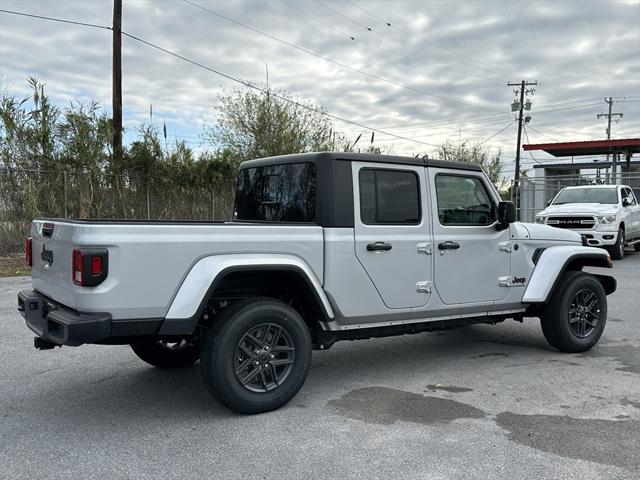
[1,0,639,177]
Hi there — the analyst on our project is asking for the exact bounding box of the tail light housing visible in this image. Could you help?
[25,237,32,267]
[72,248,109,286]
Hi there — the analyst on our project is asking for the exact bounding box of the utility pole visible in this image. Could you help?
[597,97,623,182]
[507,80,537,210]
[112,0,123,168]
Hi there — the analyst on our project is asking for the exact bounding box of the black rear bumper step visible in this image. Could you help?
[18,290,162,347]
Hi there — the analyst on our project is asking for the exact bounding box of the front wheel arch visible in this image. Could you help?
[522,249,614,304]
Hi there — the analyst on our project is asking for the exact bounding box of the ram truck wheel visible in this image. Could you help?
[200,298,312,414]
[130,338,201,368]
[540,271,607,353]
[607,228,625,260]
[634,242,640,252]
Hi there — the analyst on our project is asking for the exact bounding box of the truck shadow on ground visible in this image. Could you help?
[11,322,563,426]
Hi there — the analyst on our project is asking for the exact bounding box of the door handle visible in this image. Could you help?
[367,242,392,252]
[438,241,460,251]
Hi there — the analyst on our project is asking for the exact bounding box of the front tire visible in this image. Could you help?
[607,228,625,260]
[200,298,312,414]
[131,338,201,368]
[540,271,607,353]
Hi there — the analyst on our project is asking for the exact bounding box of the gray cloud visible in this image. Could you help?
[0,0,638,174]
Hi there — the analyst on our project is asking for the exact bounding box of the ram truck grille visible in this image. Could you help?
[546,216,596,229]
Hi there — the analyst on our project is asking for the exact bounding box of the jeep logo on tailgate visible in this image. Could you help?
[41,245,54,265]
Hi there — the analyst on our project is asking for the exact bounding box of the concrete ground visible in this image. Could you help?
[1,253,638,480]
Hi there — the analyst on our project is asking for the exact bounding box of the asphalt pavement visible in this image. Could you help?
[1,252,639,479]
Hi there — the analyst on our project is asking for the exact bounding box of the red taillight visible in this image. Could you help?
[72,248,108,286]
[25,237,32,267]
[72,249,84,285]
[91,256,102,275]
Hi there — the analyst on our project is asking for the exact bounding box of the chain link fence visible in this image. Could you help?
[519,171,640,223]
[0,167,236,255]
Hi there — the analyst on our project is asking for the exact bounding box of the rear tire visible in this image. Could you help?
[634,242,640,252]
[131,339,200,368]
[200,298,312,414]
[540,271,607,353]
[607,228,625,260]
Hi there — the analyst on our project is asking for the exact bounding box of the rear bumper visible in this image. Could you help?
[18,290,161,346]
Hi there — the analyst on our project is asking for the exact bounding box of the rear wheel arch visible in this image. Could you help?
[198,266,332,337]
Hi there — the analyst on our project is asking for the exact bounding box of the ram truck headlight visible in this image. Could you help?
[597,215,617,224]
[535,215,546,224]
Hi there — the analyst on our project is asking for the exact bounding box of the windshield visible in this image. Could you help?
[552,188,618,205]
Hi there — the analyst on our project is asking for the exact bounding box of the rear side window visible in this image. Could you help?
[359,169,420,224]
[435,174,495,225]
[622,188,637,206]
[234,163,316,222]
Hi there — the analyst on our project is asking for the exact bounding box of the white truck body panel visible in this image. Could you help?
[31,222,324,320]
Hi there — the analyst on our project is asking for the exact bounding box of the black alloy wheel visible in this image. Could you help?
[540,271,607,353]
[234,323,295,393]
[200,298,312,414]
[568,289,601,338]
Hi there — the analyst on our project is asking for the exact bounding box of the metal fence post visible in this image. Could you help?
[146,182,151,220]
[211,190,216,221]
[63,170,68,218]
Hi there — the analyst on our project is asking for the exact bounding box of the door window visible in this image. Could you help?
[622,188,637,206]
[359,169,421,225]
[435,174,495,225]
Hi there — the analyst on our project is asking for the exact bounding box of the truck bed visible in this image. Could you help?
[30,219,324,320]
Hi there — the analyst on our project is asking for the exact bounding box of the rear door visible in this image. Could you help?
[352,161,432,309]
[428,168,511,304]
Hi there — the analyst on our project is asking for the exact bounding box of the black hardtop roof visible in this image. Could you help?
[239,152,482,172]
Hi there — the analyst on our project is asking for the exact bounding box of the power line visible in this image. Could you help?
[522,125,544,165]
[323,0,513,80]
[181,0,499,112]
[0,7,440,148]
[525,124,558,142]
[0,8,111,30]
[478,120,517,145]
[280,0,360,43]
[120,31,440,148]
[534,101,603,115]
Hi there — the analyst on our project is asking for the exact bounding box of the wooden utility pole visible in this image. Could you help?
[507,80,537,212]
[112,0,123,167]
[597,97,623,182]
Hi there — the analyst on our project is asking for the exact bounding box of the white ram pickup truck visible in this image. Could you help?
[18,152,616,414]
[536,184,640,260]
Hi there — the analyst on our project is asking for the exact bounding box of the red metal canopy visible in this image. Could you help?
[523,138,640,157]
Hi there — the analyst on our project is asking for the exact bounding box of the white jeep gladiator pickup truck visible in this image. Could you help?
[536,184,640,260]
[18,152,616,414]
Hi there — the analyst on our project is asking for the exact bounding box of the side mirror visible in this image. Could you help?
[497,201,516,225]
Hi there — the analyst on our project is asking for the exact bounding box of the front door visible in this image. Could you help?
[352,161,432,309]
[428,168,511,304]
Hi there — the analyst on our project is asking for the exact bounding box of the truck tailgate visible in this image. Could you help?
[30,220,77,309]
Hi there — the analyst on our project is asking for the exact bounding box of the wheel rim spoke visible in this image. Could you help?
[270,358,293,366]
[233,321,295,393]
[240,366,262,385]
[568,288,601,338]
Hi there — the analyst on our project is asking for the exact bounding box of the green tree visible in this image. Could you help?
[437,139,505,186]
[205,88,333,162]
